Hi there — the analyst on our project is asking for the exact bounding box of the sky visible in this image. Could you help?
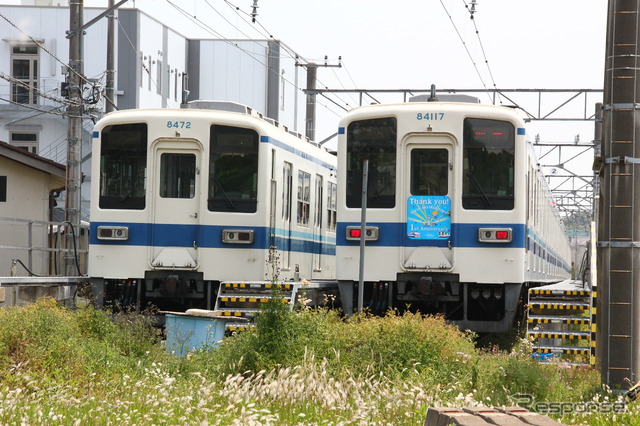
[83,0,608,174]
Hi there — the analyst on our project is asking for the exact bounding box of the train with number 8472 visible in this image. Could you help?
[334,100,571,333]
[88,101,338,313]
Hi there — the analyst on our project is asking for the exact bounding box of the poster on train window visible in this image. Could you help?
[407,196,451,240]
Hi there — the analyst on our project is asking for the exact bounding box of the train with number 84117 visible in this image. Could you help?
[334,100,571,333]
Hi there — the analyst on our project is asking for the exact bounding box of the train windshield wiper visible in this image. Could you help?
[214,179,235,209]
[467,172,491,206]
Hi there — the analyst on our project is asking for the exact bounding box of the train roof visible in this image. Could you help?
[96,101,335,155]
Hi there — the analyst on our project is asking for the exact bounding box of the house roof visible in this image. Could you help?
[0,141,66,190]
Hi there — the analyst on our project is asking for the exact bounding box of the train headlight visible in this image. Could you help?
[477,227,512,243]
[346,226,379,241]
[97,226,129,241]
[222,229,254,244]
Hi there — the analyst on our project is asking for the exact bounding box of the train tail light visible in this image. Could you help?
[478,227,512,243]
[346,226,379,241]
[97,226,129,241]
[222,229,254,244]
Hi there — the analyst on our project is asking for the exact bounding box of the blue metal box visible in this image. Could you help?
[164,310,227,356]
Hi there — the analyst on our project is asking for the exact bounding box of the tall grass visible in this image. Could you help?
[0,297,634,425]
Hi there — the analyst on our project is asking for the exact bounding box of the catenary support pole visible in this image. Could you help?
[305,63,317,142]
[597,0,640,388]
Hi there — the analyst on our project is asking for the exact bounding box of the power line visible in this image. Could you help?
[220,0,354,113]
[0,11,91,88]
[166,0,352,119]
[0,72,74,107]
[438,0,492,103]
[0,96,67,117]
[116,18,160,95]
[462,0,503,104]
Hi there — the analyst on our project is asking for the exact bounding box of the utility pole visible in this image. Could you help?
[597,0,640,388]
[305,63,317,141]
[301,57,341,142]
[105,0,116,113]
[65,0,84,276]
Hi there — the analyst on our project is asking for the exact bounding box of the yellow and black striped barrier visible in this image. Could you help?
[591,291,597,365]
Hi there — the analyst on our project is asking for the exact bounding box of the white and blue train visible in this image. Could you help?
[335,101,571,333]
[88,101,337,312]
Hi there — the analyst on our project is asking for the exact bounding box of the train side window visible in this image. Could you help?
[283,162,292,221]
[208,125,259,213]
[327,181,337,231]
[99,123,147,210]
[410,148,448,196]
[462,118,515,210]
[159,153,195,198]
[297,170,311,226]
[346,117,397,208]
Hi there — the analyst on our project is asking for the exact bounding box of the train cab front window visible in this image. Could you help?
[410,148,449,195]
[208,125,259,213]
[462,118,515,210]
[346,117,397,208]
[160,153,196,198]
[99,123,147,210]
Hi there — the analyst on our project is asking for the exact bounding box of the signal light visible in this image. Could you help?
[345,226,379,241]
[477,227,512,243]
[222,229,254,244]
[97,226,129,241]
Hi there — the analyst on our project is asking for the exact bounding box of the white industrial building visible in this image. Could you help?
[0,1,309,220]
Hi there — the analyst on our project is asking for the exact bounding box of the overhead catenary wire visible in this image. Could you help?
[438,0,493,103]
[219,0,355,114]
[166,0,352,126]
[462,0,503,104]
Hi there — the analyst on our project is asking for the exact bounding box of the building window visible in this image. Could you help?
[140,53,144,87]
[148,56,152,90]
[0,176,6,202]
[174,69,179,101]
[11,45,39,104]
[156,59,163,95]
[10,132,38,154]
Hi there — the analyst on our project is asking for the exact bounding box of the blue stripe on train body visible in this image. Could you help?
[336,222,527,248]
[89,222,336,255]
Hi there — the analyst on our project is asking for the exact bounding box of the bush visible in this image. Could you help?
[0,298,166,382]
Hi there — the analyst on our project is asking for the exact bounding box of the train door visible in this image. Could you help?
[312,174,323,273]
[282,162,293,268]
[149,140,202,269]
[402,135,454,270]
[269,149,277,248]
